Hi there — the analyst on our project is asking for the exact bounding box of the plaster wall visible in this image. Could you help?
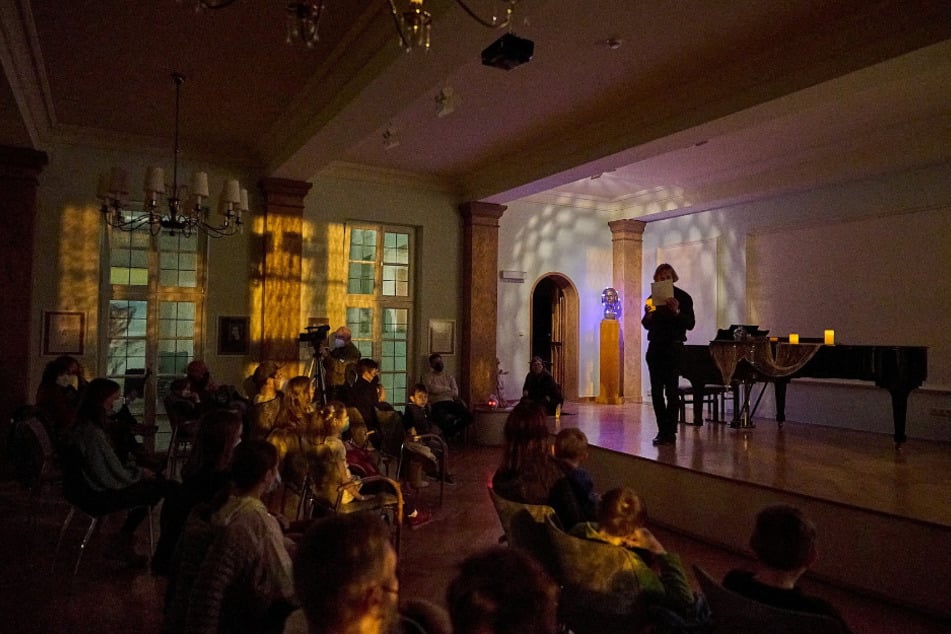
[497,203,616,401]
[301,171,462,385]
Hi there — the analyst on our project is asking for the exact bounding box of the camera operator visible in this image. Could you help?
[322,326,361,403]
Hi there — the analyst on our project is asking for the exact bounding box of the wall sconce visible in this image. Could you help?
[499,270,527,283]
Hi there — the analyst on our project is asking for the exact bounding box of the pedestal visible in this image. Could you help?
[472,406,513,446]
[596,319,622,404]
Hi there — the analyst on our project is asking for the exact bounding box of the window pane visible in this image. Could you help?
[347,263,375,294]
[383,232,409,265]
[349,228,377,261]
[382,265,408,297]
[346,308,373,339]
[109,227,149,287]
[382,308,407,337]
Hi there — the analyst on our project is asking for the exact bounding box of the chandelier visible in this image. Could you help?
[97,73,247,238]
[282,0,518,51]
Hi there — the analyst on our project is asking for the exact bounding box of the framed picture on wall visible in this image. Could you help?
[429,319,455,356]
[218,316,250,356]
[43,311,85,356]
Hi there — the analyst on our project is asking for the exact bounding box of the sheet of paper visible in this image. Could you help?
[651,280,674,305]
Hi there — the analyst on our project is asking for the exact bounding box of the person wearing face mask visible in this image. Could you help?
[642,263,695,446]
[65,378,180,567]
[35,355,87,441]
[248,361,286,442]
[322,326,361,403]
[185,440,296,633]
[422,353,472,441]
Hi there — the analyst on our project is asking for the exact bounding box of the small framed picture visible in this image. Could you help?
[218,316,250,356]
[429,319,455,356]
[43,311,85,356]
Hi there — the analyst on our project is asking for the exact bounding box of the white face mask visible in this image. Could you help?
[266,469,282,494]
[111,396,126,415]
[56,374,79,390]
[334,337,345,348]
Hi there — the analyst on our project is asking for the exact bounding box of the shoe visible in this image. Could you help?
[407,509,433,530]
[652,435,676,446]
[411,479,430,489]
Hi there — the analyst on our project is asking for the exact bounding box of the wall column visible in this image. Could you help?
[0,146,47,421]
[459,202,506,407]
[258,178,312,371]
[608,219,646,401]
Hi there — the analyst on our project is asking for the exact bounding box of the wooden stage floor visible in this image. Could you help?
[557,400,951,529]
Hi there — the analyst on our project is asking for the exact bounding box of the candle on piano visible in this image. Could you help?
[789,333,799,344]
[824,329,835,345]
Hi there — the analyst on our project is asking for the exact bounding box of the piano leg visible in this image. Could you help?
[890,387,911,448]
[730,379,756,429]
[774,379,789,424]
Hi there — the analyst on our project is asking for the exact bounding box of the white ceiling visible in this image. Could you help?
[2,0,950,218]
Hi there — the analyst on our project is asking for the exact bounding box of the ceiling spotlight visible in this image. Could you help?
[435,85,461,117]
[382,126,400,150]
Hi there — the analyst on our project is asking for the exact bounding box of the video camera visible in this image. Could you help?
[299,324,331,346]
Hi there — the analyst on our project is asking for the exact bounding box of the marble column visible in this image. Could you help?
[459,202,506,407]
[0,146,47,420]
[608,219,646,401]
[258,178,312,370]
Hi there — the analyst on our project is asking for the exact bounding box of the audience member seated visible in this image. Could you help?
[522,356,563,416]
[248,361,286,442]
[185,359,219,414]
[322,326,362,403]
[402,383,453,487]
[185,440,296,633]
[446,546,559,634]
[65,378,179,567]
[35,355,87,441]
[722,503,853,632]
[348,358,385,446]
[422,353,472,440]
[152,409,243,576]
[491,400,562,505]
[288,513,450,634]
[107,378,164,473]
[570,487,704,627]
[548,427,599,531]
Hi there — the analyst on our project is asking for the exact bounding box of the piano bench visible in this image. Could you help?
[678,385,728,425]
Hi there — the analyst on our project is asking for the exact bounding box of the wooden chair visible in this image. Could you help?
[693,565,847,634]
[377,408,448,505]
[543,515,649,634]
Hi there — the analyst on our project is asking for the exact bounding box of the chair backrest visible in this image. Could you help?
[375,408,405,459]
[693,565,846,634]
[13,417,57,486]
[487,486,560,577]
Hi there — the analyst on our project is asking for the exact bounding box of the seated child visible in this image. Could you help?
[723,504,852,631]
[402,384,453,486]
[548,427,599,530]
[570,487,700,623]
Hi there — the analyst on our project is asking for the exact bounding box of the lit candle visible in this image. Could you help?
[824,329,835,345]
[789,333,799,344]
[239,188,249,212]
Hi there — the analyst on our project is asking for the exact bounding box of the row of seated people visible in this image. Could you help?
[490,399,853,633]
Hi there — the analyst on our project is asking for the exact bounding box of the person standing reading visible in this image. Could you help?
[641,263,695,446]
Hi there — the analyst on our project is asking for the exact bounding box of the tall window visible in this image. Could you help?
[104,227,205,447]
[344,224,413,405]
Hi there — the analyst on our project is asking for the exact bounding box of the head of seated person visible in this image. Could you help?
[447,546,559,634]
[749,504,818,581]
[294,513,399,634]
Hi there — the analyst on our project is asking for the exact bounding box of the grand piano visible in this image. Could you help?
[680,334,928,446]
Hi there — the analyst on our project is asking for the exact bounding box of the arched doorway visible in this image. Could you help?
[530,274,579,401]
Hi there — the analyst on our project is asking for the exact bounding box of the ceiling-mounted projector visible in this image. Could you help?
[481,33,534,70]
